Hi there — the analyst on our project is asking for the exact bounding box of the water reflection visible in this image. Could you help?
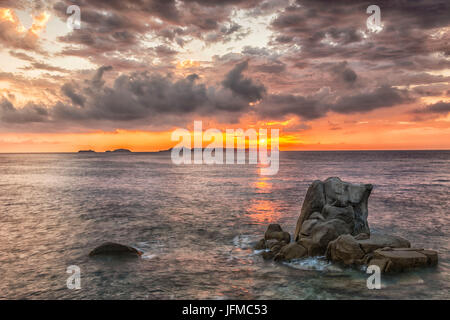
[247,199,281,224]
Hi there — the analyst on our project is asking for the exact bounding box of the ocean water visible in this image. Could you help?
[0,151,448,300]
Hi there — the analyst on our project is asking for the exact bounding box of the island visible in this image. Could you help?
[78,150,95,153]
[105,149,132,153]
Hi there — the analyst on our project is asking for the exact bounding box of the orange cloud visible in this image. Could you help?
[0,8,50,50]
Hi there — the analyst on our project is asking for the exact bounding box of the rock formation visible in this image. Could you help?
[89,242,143,257]
[254,177,439,273]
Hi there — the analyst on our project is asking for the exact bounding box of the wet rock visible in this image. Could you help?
[257,177,439,273]
[268,242,285,255]
[294,177,372,241]
[368,258,390,272]
[298,238,324,256]
[326,234,365,265]
[300,219,319,237]
[293,181,326,241]
[262,251,275,260]
[309,212,325,221]
[421,250,438,266]
[310,219,351,247]
[264,224,290,243]
[89,242,143,257]
[357,233,411,253]
[354,233,370,240]
[253,239,266,250]
[372,248,432,272]
[322,204,355,227]
[274,243,308,262]
[265,239,284,249]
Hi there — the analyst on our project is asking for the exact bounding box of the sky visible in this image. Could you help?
[0,0,449,152]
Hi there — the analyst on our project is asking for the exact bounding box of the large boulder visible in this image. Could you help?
[297,218,353,256]
[357,233,411,253]
[326,234,365,265]
[89,242,143,257]
[294,181,326,241]
[256,177,439,274]
[294,177,372,241]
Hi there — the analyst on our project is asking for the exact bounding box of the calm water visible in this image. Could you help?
[0,151,449,299]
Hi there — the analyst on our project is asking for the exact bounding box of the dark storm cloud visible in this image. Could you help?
[412,101,450,114]
[0,62,265,128]
[330,86,412,114]
[222,61,266,101]
[258,86,413,120]
[258,93,326,120]
[329,62,357,84]
[0,98,49,124]
[61,83,85,107]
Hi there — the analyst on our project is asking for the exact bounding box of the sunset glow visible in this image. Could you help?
[0,2,449,152]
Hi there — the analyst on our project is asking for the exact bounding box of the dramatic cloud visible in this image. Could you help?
[330,86,412,114]
[0,63,265,129]
[0,0,448,144]
[413,101,450,114]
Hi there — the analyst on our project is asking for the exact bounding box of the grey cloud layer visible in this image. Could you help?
[0,62,265,128]
[1,0,449,132]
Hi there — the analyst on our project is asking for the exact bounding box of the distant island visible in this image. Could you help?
[78,150,95,153]
[105,149,132,153]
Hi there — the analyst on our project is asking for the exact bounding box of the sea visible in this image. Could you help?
[0,150,448,299]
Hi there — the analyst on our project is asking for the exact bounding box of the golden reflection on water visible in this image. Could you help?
[247,176,281,224]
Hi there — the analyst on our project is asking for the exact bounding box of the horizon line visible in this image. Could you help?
[1,148,449,154]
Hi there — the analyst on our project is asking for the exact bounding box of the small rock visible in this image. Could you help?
[274,243,308,261]
[262,251,275,260]
[264,224,291,243]
[253,238,266,250]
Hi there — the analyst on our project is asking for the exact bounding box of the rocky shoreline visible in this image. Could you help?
[255,177,439,273]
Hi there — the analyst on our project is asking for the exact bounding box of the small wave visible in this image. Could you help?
[283,256,340,272]
[142,253,157,260]
[232,234,254,249]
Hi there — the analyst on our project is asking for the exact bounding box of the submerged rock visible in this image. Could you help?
[89,242,143,257]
